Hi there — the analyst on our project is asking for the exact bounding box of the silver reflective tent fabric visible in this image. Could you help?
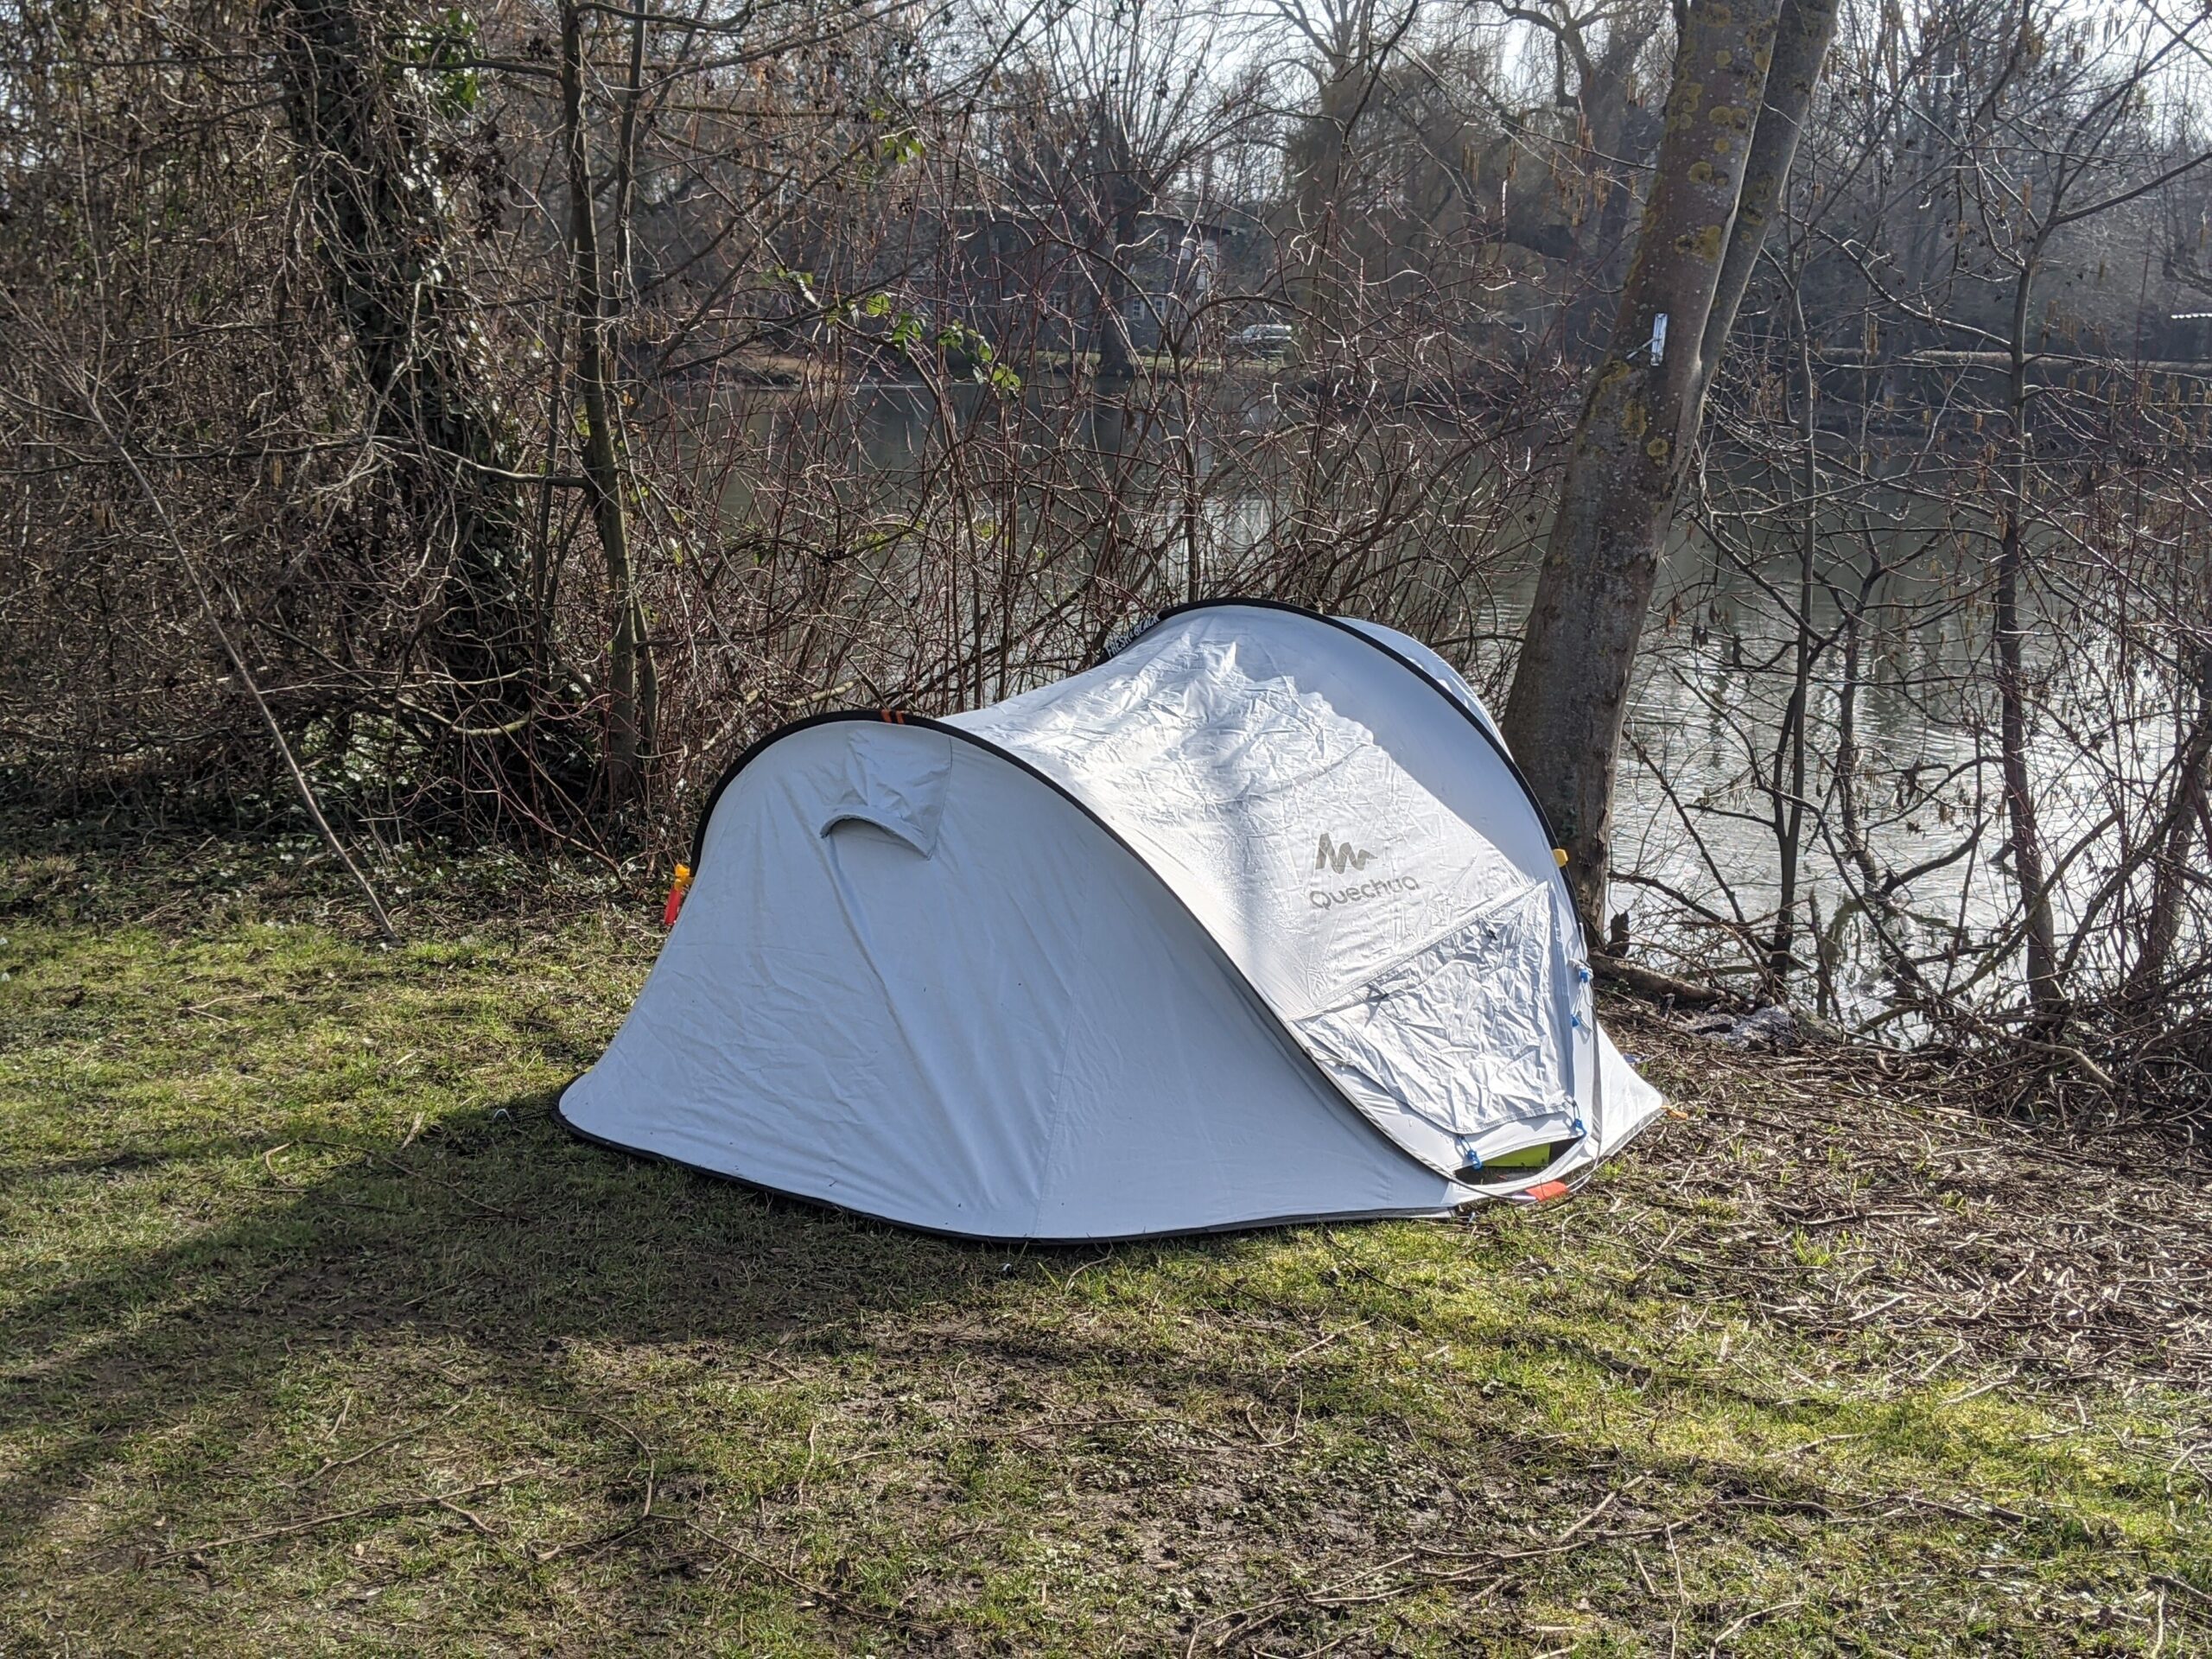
[560,602,1663,1239]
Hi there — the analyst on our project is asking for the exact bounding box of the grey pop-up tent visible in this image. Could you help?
[561,601,1662,1239]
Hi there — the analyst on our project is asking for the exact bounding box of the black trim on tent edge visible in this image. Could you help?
[690,596,1568,899]
[551,1090,1469,1247]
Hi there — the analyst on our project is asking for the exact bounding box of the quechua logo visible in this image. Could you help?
[1314,832,1376,874]
[1309,830,1417,909]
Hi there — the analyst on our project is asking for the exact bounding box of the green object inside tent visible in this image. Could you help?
[1481,1139,1577,1173]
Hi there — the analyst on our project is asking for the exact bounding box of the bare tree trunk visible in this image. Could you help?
[1290,65,1358,362]
[271,0,543,769]
[561,0,651,806]
[2124,644,2212,1004]
[1827,543,1935,1002]
[1834,602,1866,887]
[611,0,651,308]
[1093,188,1142,381]
[1770,291,1821,979]
[1997,261,2061,1027]
[1699,0,1840,371]
[1503,0,1837,936]
[1574,43,1640,295]
[611,0,659,760]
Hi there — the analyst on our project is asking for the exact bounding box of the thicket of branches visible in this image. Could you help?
[3,0,2208,1108]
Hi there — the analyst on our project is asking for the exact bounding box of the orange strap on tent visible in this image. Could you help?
[1523,1179,1571,1203]
[662,862,693,927]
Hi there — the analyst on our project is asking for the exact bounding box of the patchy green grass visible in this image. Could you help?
[2,835,2209,1655]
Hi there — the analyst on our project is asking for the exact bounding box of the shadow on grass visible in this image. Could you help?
[0,1084,1065,1558]
[7,1073,2201,1656]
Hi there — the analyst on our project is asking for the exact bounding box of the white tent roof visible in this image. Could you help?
[561,601,1662,1239]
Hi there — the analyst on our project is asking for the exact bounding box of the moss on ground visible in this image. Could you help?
[2,831,2207,1655]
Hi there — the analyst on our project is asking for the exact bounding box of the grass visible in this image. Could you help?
[3,830,2209,1655]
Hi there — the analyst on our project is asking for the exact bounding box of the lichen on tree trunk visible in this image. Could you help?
[1502,0,1839,940]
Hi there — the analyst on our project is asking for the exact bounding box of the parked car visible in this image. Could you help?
[1226,321,1294,359]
